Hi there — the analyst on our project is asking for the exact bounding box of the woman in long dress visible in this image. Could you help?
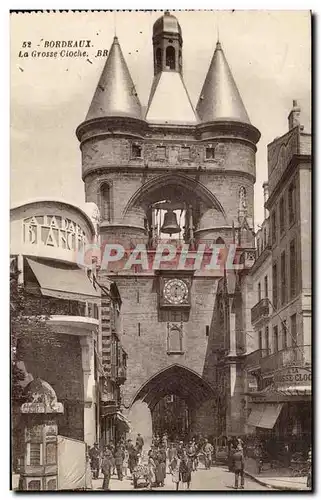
[157,447,166,487]
[147,456,156,490]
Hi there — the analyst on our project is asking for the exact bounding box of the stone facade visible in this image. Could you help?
[77,12,261,439]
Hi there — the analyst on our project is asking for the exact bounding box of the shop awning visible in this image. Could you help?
[247,404,265,427]
[259,403,283,429]
[115,412,131,432]
[100,407,131,431]
[26,258,100,303]
[248,403,283,429]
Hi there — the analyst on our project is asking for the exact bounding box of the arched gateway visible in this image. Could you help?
[127,365,216,447]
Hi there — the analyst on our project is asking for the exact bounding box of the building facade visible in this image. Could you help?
[245,101,312,456]
[76,11,260,442]
[10,199,128,470]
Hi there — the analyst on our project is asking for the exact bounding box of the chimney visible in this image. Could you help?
[263,182,269,219]
[288,99,301,130]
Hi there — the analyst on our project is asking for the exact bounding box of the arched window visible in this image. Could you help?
[178,50,182,70]
[100,183,111,222]
[156,48,162,72]
[165,46,175,70]
[239,187,247,210]
[216,237,225,266]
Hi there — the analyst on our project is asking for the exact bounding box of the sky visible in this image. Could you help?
[10,10,311,228]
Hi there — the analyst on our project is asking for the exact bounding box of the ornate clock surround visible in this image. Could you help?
[157,270,193,310]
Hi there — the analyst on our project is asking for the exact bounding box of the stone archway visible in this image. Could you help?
[127,364,216,446]
[123,172,227,219]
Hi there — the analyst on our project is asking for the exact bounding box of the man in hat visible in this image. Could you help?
[101,446,114,490]
[203,438,213,470]
[136,433,144,453]
[232,444,245,489]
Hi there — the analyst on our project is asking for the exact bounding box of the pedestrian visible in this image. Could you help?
[157,445,167,487]
[307,447,312,488]
[136,433,144,453]
[162,432,168,449]
[89,442,101,480]
[233,444,245,490]
[170,455,180,491]
[227,438,234,472]
[101,446,113,491]
[177,441,184,459]
[153,447,162,487]
[114,444,125,481]
[123,447,129,478]
[203,438,213,470]
[85,447,93,490]
[128,442,138,477]
[147,454,156,490]
[179,450,192,490]
[187,440,197,471]
[109,443,116,476]
[167,442,177,473]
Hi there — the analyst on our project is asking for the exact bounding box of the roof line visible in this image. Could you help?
[10,198,96,234]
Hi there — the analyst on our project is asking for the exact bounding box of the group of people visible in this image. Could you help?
[88,433,249,491]
[147,435,214,490]
[88,435,145,490]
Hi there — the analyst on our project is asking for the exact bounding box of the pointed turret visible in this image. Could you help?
[196,41,250,124]
[86,36,142,121]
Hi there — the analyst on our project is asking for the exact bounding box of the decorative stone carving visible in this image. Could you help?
[21,378,64,414]
[242,249,256,269]
[167,322,183,353]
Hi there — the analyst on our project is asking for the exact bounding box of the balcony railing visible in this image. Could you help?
[244,348,270,370]
[260,345,311,374]
[28,295,99,319]
[251,298,270,325]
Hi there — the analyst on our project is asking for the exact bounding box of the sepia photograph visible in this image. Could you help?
[10,9,311,491]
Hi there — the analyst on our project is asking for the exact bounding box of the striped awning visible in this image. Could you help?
[26,257,100,303]
[248,403,283,429]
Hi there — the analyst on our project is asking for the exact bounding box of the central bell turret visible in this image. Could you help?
[145,11,197,125]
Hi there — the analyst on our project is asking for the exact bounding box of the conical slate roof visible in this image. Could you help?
[86,36,142,121]
[196,41,250,124]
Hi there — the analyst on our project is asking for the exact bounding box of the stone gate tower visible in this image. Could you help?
[76,11,260,442]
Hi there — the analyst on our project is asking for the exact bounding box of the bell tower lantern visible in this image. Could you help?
[152,11,183,75]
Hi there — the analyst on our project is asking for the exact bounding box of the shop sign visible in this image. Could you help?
[273,366,311,388]
[23,215,87,251]
[247,374,258,393]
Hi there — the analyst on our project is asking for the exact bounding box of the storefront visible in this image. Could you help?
[246,365,311,464]
[100,406,131,446]
[11,200,102,462]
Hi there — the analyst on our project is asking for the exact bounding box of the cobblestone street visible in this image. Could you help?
[92,464,269,491]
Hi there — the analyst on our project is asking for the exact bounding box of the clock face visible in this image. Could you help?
[163,279,188,305]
